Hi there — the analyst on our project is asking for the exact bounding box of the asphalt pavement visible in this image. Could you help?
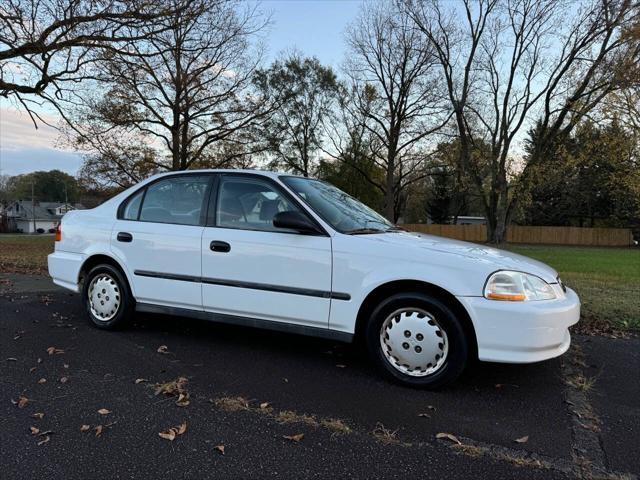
[1,273,638,479]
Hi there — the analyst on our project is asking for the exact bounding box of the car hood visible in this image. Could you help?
[360,231,559,283]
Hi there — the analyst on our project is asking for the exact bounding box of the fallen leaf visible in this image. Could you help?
[159,422,187,441]
[46,347,64,355]
[175,393,190,407]
[427,405,436,411]
[418,413,431,418]
[214,444,225,455]
[260,402,270,409]
[97,408,111,415]
[29,367,37,373]
[436,432,461,445]
[37,358,42,364]
[38,378,46,384]
[17,396,29,408]
[514,435,529,444]
[60,376,69,383]
[157,345,169,354]
[63,364,69,369]
[37,435,50,446]
[283,433,304,442]
[80,425,91,432]
[31,412,44,419]
[134,378,147,384]
[30,426,39,435]
[335,364,347,368]
[159,429,176,441]
[94,425,103,437]
[6,357,17,362]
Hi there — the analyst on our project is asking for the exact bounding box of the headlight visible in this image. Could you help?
[484,271,557,301]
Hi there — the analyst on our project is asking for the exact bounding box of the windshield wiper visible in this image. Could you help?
[345,228,385,235]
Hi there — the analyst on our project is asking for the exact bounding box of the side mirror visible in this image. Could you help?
[273,211,321,234]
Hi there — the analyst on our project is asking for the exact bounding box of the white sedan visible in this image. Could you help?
[48,170,580,388]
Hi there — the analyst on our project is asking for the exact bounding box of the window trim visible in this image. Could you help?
[208,173,329,237]
[117,173,215,227]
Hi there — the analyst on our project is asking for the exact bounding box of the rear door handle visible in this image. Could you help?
[210,240,230,253]
[117,232,133,243]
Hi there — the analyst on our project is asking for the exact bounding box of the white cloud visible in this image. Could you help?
[0,106,63,151]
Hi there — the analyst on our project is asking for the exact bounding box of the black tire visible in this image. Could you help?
[365,292,468,389]
[82,264,134,330]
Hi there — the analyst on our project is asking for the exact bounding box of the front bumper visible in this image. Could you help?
[48,251,84,293]
[458,287,580,363]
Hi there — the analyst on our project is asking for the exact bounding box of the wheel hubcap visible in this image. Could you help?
[379,308,449,377]
[88,274,120,321]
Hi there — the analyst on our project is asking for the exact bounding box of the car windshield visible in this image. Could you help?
[281,176,395,234]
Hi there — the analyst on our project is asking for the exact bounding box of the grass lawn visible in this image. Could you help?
[0,234,54,276]
[507,245,640,331]
[1,234,638,331]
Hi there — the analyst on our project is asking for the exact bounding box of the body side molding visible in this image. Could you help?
[133,269,351,301]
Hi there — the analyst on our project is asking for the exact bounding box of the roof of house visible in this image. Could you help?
[6,201,85,221]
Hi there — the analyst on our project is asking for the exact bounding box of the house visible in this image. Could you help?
[4,201,86,233]
[452,216,486,225]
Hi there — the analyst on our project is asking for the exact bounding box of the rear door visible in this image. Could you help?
[111,174,212,310]
[201,174,332,328]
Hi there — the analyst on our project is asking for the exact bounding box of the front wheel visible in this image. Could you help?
[82,264,134,330]
[365,292,468,389]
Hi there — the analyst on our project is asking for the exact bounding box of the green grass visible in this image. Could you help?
[1,235,638,331]
[506,245,640,331]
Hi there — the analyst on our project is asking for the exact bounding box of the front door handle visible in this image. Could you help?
[210,241,230,253]
[117,232,133,243]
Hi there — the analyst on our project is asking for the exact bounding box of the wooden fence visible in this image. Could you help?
[401,224,634,247]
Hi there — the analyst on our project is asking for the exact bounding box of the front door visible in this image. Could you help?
[111,174,212,309]
[201,175,332,328]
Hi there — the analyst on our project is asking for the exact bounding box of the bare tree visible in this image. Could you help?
[341,1,450,222]
[405,0,639,242]
[64,0,269,183]
[0,0,188,126]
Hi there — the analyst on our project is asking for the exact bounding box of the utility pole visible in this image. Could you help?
[31,180,36,234]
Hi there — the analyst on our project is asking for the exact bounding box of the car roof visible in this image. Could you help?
[149,169,303,181]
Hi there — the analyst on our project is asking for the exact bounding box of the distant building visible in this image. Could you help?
[4,201,86,233]
[452,216,486,225]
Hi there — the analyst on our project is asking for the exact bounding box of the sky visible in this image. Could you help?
[0,0,362,177]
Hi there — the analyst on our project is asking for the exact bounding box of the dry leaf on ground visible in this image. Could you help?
[60,377,69,384]
[80,425,91,432]
[260,402,270,409]
[37,378,46,384]
[214,445,225,455]
[514,435,529,443]
[157,345,169,354]
[159,422,187,441]
[134,378,147,384]
[436,432,461,445]
[16,396,29,408]
[283,433,304,442]
[30,426,39,435]
[175,393,190,407]
[46,347,64,355]
[31,412,44,419]
[97,408,111,415]
[37,435,50,445]
[94,425,103,437]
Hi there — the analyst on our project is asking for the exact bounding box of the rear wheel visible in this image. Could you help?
[365,292,468,388]
[82,264,134,329]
